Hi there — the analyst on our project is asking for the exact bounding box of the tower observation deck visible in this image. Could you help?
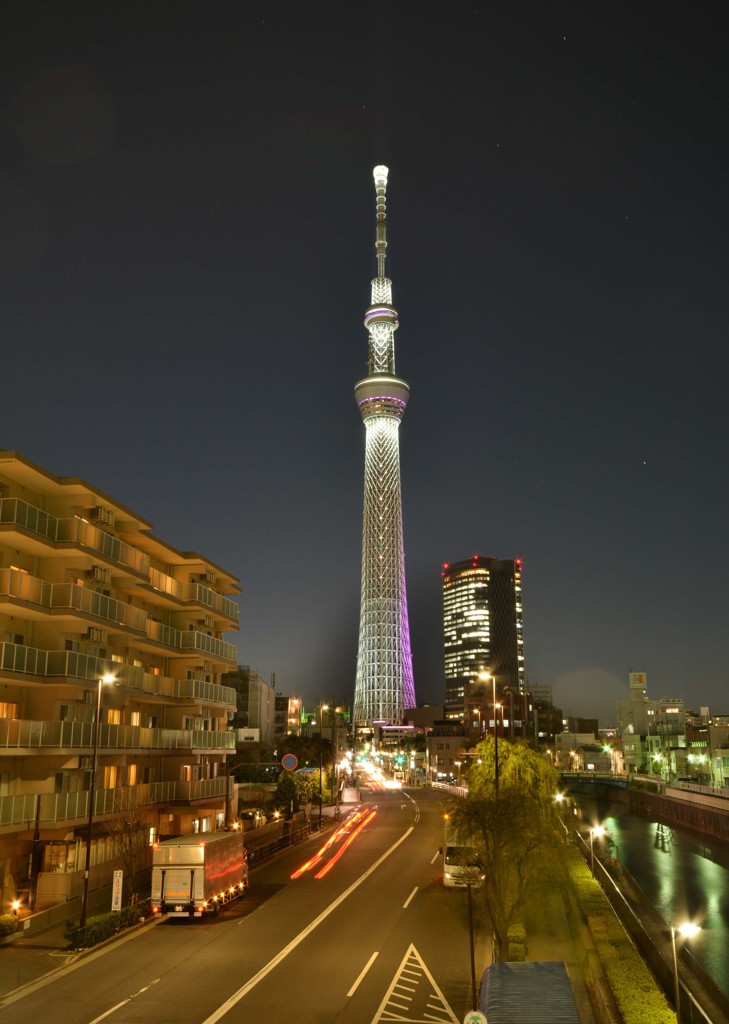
[353,166,415,727]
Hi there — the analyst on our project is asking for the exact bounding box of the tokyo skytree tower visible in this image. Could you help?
[353,166,415,727]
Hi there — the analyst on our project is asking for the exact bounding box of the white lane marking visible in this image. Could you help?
[201,824,416,1023]
[403,886,418,909]
[430,850,439,865]
[87,978,160,1024]
[347,951,379,998]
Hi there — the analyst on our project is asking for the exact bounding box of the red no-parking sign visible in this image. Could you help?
[281,753,298,771]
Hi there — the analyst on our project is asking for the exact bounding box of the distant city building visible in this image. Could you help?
[442,555,525,715]
[353,166,415,728]
[0,450,239,911]
[616,672,688,777]
[222,666,277,747]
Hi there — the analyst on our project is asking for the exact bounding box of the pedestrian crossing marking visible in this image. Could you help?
[370,944,459,1024]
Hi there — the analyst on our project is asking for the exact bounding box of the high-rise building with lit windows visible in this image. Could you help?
[353,166,415,727]
[442,555,525,713]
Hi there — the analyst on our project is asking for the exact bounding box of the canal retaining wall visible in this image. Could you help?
[629,787,729,843]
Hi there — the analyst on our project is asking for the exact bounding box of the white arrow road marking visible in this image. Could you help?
[371,944,459,1023]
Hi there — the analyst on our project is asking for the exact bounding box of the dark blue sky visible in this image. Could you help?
[2,1,727,724]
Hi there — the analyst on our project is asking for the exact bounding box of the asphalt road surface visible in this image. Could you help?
[1,788,489,1024]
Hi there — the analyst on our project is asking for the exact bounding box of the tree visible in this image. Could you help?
[107,787,147,904]
[447,739,562,960]
[275,768,322,818]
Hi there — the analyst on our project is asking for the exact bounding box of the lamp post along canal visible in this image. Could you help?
[671,922,701,1020]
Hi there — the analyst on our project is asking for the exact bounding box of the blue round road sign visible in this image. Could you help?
[281,753,298,771]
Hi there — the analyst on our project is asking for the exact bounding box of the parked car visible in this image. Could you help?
[239,808,266,829]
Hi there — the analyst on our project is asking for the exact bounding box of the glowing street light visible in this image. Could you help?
[478,671,500,794]
[671,921,701,1019]
[318,703,329,828]
[79,673,116,934]
[589,824,605,876]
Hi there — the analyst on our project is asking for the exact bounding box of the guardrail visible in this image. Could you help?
[573,829,719,1024]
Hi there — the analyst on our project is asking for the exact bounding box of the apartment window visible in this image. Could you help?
[102,765,118,788]
[0,703,18,719]
[55,772,72,793]
[129,710,141,726]
[64,639,80,653]
[4,632,24,645]
[106,708,121,726]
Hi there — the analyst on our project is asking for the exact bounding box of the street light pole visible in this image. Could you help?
[671,922,701,1020]
[589,824,605,877]
[80,673,115,933]
[478,671,499,794]
[318,703,329,829]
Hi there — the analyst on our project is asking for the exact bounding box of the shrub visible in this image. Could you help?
[0,914,18,938]
[507,941,527,961]
[566,849,676,1024]
[507,923,526,943]
[64,904,145,949]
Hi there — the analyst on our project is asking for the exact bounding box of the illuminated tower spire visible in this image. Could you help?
[353,166,415,727]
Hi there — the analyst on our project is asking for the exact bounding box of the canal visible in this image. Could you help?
[587,799,729,998]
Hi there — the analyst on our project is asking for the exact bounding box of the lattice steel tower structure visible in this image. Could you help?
[353,166,415,727]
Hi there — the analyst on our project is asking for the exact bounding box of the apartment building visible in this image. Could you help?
[0,451,239,910]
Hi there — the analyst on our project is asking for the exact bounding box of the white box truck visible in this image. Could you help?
[442,822,484,888]
[150,831,248,919]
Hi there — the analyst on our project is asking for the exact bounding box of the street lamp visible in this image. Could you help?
[79,673,116,933]
[318,703,329,829]
[671,921,701,1019]
[589,824,605,876]
[478,672,500,795]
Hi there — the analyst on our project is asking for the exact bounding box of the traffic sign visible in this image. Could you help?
[463,1012,486,1024]
[281,753,298,771]
[111,869,123,912]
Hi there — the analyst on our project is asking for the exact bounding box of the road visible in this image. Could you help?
[1,788,489,1024]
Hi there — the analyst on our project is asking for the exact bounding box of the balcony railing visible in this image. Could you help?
[180,630,237,663]
[0,777,228,827]
[0,644,236,708]
[52,583,147,631]
[146,569,238,624]
[0,498,150,576]
[146,623,237,663]
[0,570,147,632]
[189,583,239,623]
[0,719,236,752]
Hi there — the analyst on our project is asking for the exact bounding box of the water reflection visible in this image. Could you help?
[591,803,729,996]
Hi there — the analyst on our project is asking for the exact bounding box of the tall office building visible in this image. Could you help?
[353,167,415,727]
[442,555,525,712]
[0,451,239,910]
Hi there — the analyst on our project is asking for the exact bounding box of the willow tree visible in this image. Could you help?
[447,739,562,960]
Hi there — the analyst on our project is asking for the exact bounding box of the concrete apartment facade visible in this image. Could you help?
[0,451,239,911]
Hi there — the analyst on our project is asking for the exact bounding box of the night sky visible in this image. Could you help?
[3,1,728,725]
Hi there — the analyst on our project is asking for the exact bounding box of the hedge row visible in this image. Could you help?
[0,914,17,937]
[567,851,676,1024]
[64,904,146,949]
